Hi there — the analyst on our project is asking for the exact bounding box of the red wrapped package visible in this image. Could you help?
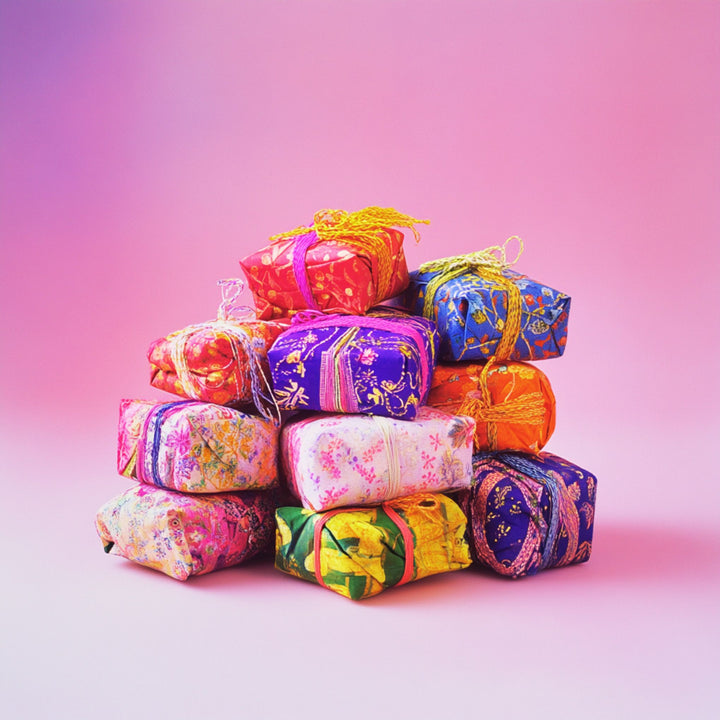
[147,279,286,415]
[239,207,429,319]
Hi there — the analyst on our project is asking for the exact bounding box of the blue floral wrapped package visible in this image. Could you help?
[458,451,596,578]
[268,308,438,420]
[404,238,570,362]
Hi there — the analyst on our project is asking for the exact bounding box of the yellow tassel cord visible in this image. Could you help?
[421,237,540,450]
[269,207,430,300]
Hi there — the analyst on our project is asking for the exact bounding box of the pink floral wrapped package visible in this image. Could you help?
[117,399,279,493]
[268,309,438,420]
[281,406,476,512]
[95,484,276,581]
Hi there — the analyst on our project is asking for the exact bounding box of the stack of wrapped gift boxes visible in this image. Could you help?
[96,206,597,598]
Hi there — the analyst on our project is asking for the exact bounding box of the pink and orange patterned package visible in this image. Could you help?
[96,484,277,580]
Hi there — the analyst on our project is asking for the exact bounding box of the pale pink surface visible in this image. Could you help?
[1,1,718,718]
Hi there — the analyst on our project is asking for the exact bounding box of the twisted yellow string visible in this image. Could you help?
[420,236,525,450]
[420,236,523,318]
[456,390,547,449]
[269,206,430,300]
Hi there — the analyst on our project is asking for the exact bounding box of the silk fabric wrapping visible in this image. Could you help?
[405,267,570,362]
[275,492,472,600]
[95,484,276,581]
[117,399,279,493]
[458,451,596,578]
[268,310,439,420]
[147,318,286,406]
[281,406,475,512]
[239,227,409,319]
[427,361,556,453]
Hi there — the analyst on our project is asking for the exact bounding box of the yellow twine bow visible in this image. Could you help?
[269,206,430,300]
[419,236,523,318]
[418,235,523,276]
[456,388,547,450]
[421,236,526,450]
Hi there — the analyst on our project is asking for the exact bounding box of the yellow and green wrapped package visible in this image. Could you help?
[275,493,472,600]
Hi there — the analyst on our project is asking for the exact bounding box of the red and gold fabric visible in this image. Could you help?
[240,207,429,319]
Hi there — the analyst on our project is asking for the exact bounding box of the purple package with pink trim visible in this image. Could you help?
[268,308,439,420]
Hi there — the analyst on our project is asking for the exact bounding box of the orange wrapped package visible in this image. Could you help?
[426,361,555,453]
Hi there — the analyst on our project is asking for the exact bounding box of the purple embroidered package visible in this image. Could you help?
[268,308,439,420]
[458,451,597,578]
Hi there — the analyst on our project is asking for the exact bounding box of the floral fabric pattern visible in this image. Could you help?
[268,309,439,420]
[404,267,570,361]
[240,228,409,319]
[148,318,286,407]
[458,451,596,578]
[95,484,277,581]
[275,492,472,599]
[427,361,556,452]
[281,406,475,512]
[118,399,279,493]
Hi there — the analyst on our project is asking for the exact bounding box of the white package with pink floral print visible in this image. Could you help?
[280,406,475,512]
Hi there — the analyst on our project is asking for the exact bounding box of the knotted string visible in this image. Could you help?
[168,280,281,424]
[270,206,430,303]
[216,278,258,322]
[420,237,524,450]
[455,374,547,450]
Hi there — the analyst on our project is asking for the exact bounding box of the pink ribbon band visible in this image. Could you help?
[313,502,415,591]
[286,312,433,399]
[291,231,321,310]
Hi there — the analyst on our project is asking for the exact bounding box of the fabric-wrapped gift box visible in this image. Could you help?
[269,309,438,420]
[275,492,472,600]
[95,484,276,581]
[458,451,597,578]
[404,244,570,362]
[118,399,279,493]
[281,406,475,512]
[147,317,286,410]
[240,207,428,319]
[427,360,556,453]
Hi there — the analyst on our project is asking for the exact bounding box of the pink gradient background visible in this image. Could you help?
[1,1,719,717]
